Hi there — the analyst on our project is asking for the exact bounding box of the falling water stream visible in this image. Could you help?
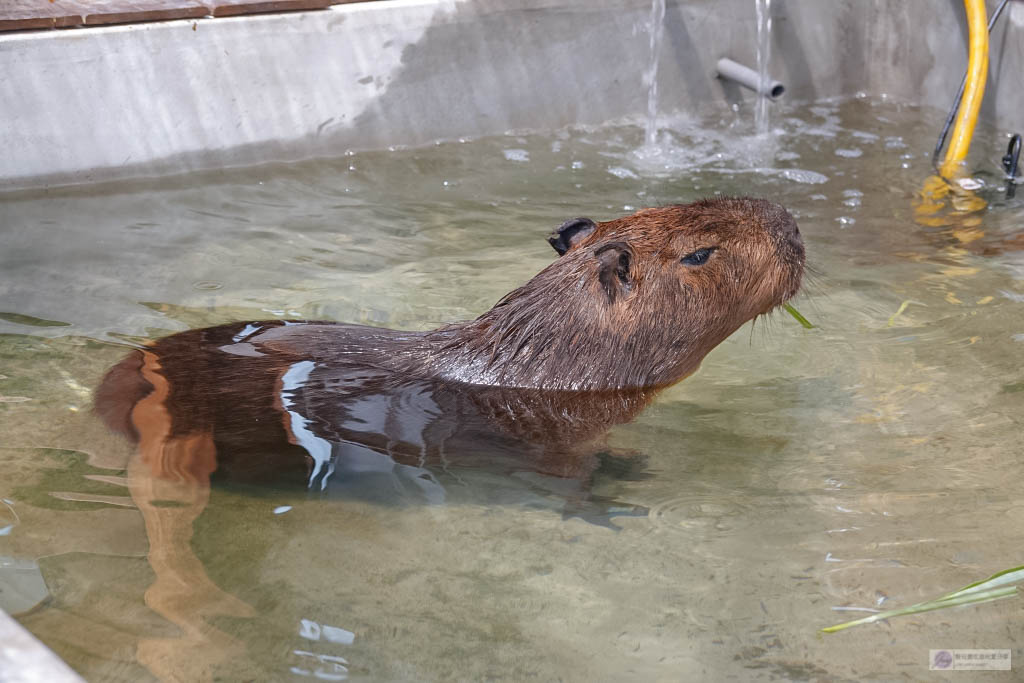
[754,0,773,136]
[643,0,774,150]
[643,0,666,147]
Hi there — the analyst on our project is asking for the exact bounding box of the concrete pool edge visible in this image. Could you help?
[0,609,85,683]
[1,0,1023,192]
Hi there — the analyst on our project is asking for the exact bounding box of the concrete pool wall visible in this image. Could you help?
[0,609,84,683]
[1,0,1023,191]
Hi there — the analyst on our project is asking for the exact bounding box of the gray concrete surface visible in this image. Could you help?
[0,558,49,616]
[0,609,85,683]
[1,0,1023,190]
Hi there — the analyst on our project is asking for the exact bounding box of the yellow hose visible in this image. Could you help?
[916,0,990,228]
[940,0,989,180]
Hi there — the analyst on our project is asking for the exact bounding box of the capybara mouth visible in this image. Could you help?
[780,242,806,304]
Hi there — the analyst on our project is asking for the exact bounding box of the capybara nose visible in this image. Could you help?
[782,212,802,250]
[769,201,799,238]
[762,200,802,251]
[783,213,800,238]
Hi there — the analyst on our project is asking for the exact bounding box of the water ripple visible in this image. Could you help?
[647,494,754,535]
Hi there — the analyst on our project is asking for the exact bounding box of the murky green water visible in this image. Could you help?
[2,98,1023,681]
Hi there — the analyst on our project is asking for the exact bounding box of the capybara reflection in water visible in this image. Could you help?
[94,198,805,495]
[90,197,803,680]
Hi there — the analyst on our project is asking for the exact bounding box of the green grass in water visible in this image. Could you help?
[823,565,1024,633]
[0,312,70,327]
[783,303,814,329]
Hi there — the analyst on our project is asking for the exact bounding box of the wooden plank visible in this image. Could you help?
[0,0,375,32]
[75,0,210,26]
[208,0,333,18]
[0,2,83,32]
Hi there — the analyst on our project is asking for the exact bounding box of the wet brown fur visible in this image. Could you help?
[414,197,804,390]
[94,197,803,484]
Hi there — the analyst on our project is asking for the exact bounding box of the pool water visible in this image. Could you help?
[2,97,1023,681]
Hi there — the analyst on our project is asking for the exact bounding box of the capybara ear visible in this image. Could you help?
[548,217,596,255]
[594,242,633,303]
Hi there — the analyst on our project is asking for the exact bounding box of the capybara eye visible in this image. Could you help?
[681,247,716,266]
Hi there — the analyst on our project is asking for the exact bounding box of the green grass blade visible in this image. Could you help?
[937,565,1024,601]
[783,303,814,329]
[823,586,1018,633]
[887,300,911,326]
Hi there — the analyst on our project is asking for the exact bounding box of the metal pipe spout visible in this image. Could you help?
[716,57,785,100]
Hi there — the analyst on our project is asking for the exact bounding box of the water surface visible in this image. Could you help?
[2,97,1024,681]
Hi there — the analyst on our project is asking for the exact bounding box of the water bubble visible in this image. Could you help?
[607,166,639,179]
[835,148,863,158]
[503,149,530,162]
[836,216,856,227]
[192,280,223,290]
[779,169,829,184]
[571,160,585,170]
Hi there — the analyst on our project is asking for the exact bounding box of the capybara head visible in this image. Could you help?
[427,197,804,391]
